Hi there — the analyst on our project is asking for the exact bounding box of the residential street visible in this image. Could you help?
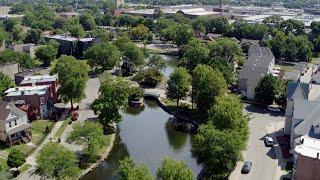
[229,104,287,180]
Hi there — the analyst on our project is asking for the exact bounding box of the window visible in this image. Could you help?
[40,97,45,104]
[9,122,12,128]
[14,120,17,126]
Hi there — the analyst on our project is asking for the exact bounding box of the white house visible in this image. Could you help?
[0,101,31,146]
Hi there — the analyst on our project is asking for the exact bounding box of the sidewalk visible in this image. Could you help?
[16,121,64,180]
[266,122,288,179]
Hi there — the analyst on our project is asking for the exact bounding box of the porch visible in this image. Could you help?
[6,124,32,146]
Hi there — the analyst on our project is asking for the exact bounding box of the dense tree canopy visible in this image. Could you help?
[92,76,130,127]
[52,55,88,109]
[166,67,191,107]
[191,124,242,179]
[208,94,249,145]
[0,72,14,96]
[36,143,80,179]
[85,43,120,71]
[157,158,194,180]
[7,149,26,170]
[35,44,58,66]
[255,74,280,105]
[192,64,227,118]
[119,157,153,180]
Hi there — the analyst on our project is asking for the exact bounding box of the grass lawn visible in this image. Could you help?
[311,57,320,65]
[54,119,70,138]
[0,157,8,170]
[8,144,35,156]
[31,120,54,146]
[96,135,112,156]
[19,164,31,173]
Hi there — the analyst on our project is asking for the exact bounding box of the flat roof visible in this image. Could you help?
[5,85,49,96]
[295,136,320,159]
[21,74,57,84]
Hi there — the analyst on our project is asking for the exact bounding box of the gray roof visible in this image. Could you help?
[295,102,320,136]
[0,101,26,121]
[238,45,275,84]
[286,82,310,100]
[293,99,319,120]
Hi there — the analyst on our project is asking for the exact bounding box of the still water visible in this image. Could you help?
[83,99,201,179]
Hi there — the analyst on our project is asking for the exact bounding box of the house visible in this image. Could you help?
[0,63,20,80]
[284,63,320,148]
[292,136,320,180]
[45,34,101,59]
[14,67,49,85]
[4,86,52,120]
[8,43,42,58]
[20,74,58,103]
[0,101,31,146]
[238,45,275,100]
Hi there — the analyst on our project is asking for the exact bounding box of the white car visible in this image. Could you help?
[264,136,274,147]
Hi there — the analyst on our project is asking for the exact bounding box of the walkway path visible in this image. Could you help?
[17,121,64,180]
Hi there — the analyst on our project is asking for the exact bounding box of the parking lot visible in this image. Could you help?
[229,104,288,180]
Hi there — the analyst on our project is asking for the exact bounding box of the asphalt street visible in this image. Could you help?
[229,104,287,180]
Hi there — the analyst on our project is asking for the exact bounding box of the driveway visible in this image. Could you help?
[229,104,287,180]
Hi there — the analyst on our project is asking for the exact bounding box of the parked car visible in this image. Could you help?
[264,136,274,147]
[241,161,252,174]
[267,105,281,112]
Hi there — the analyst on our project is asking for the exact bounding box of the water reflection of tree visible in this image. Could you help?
[165,121,188,151]
[144,99,159,109]
[124,105,145,116]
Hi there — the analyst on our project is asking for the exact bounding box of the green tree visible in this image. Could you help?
[174,24,194,47]
[255,74,279,105]
[208,38,242,64]
[268,30,286,59]
[166,67,191,107]
[36,143,80,179]
[11,25,24,43]
[123,43,145,67]
[68,121,105,162]
[24,29,42,44]
[92,76,130,127]
[7,149,26,170]
[147,54,167,71]
[35,45,58,66]
[130,24,150,41]
[191,124,242,179]
[52,55,88,109]
[192,65,227,118]
[0,49,35,69]
[263,15,283,27]
[280,19,305,35]
[85,43,120,71]
[79,12,96,31]
[115,34,132,51]
[208,94,249,146]
[0,72,14,96]
[68,23,85,38]
[157,158,194,180]
[182,40,209,72]
[119,157,153,180]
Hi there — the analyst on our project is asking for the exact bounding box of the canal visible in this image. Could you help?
[83,54,200,179]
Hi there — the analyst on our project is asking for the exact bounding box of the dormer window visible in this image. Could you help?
[314,123,320,135]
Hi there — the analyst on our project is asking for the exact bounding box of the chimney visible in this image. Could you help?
[301,138,304,144]
[15,87,19,91]
[21,91,25,96]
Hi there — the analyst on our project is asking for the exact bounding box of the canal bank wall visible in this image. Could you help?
[79,123,117,178]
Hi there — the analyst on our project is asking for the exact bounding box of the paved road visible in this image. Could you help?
[229,104,287,180]
[60,78,100,152]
